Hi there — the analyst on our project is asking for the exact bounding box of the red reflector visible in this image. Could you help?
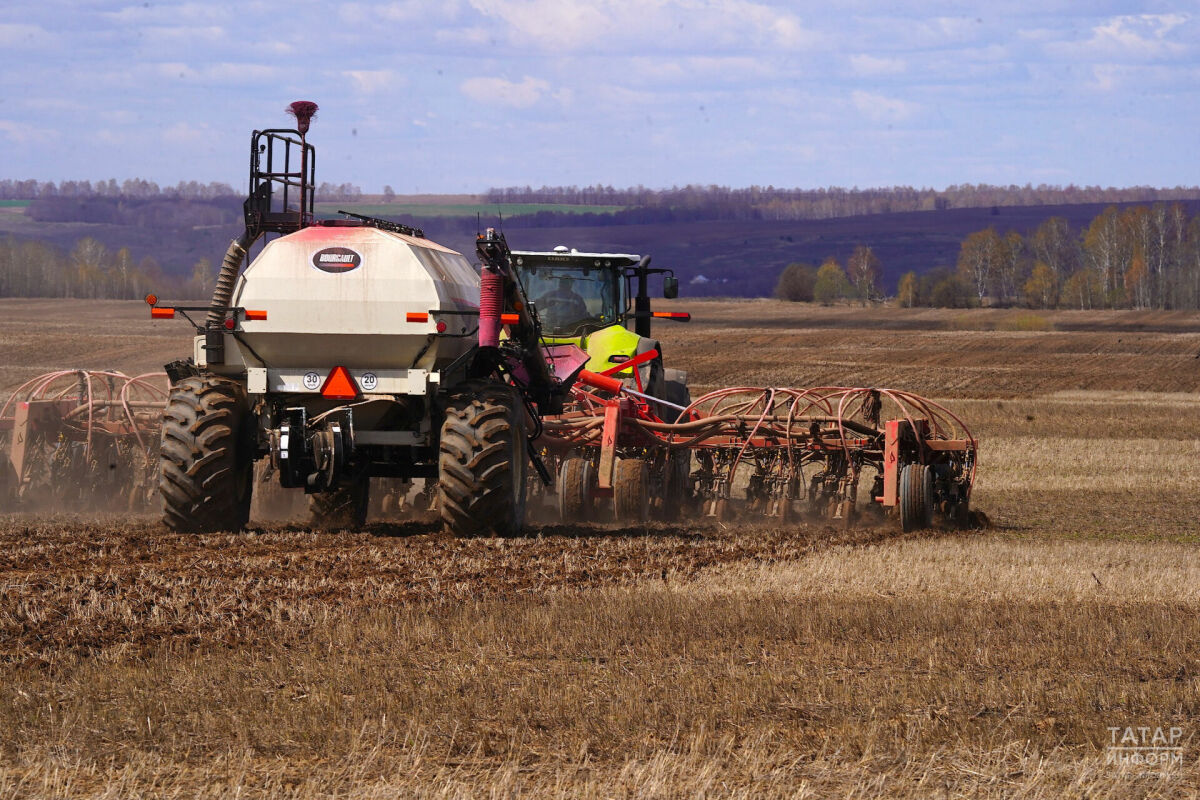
[320,366,359,399]
[406,312,429,323]
[500,313,520,324]
[223,318,235,330]
[150,307,175,319]
[652,311,691,320]
[144,293,158,306]
[435,320,447,333]
[244,309,267,321]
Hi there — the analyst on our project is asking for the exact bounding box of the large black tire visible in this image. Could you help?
[613,457,649,523]
[438,381,528,537]
[899,463,934,532]
[309,477,370,530]
[159,375,253,533]
[557,456,595,521]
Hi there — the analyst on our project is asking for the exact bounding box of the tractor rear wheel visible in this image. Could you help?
[613,457,649,523]
[438,381,528,537]
[159,375,253,533]
[557,456,595,521]
[309,477,370,530]
[899,463,934,532]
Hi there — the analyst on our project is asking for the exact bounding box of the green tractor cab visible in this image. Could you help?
[511,246,690,416]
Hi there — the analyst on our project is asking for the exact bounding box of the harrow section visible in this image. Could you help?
[539,352,977,529]
[0,371,168,511]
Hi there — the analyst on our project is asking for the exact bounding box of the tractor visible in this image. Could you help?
[510,246,690,414]
[508,247,694,520]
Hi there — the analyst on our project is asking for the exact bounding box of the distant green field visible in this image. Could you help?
[315,202,627,219]
[0,200,30,208]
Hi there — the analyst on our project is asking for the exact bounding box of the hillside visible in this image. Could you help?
[5,199,1200,297]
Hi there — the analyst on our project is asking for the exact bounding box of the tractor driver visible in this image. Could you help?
[535,276,590,329]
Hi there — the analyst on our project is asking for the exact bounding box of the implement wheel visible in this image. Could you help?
[899,463,934,532]
[438,381,528,537]
[613,457,649,523]
[159,375,253,533]
[310,476,370,530]
[557,456,595,521]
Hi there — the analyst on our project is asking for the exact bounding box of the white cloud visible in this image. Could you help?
[627,55,777,85]
[460,75,550,108]
[848,53,906,76]
[1091,14,1187,56]
[464,0,814,52]
[162,122,215,147]
[338,2,429,24]
[0,23,55,48]
[0,119,60,145]
[344,70,405,94]
[104,3,227,25]
[1050,13,1189,61]
[140,24,227,44]
[851,90,918,122]
[152,62,280,83]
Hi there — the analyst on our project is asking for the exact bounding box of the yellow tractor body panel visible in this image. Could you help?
[542,324,645,377]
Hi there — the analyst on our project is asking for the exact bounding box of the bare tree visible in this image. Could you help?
[846,245,882,304]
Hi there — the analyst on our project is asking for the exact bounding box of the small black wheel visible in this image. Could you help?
[899,463,934,532]
[557,456,595,521]
[613,457,649,523]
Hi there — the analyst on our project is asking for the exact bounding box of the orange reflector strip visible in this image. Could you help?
[500,313,520,324]
[150,307,175,319]
[320,366,359,399]
[406,312,429,323]
[244,309,267,321]
[652,311,691,320]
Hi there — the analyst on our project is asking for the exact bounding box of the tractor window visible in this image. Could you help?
[521,268,620,337]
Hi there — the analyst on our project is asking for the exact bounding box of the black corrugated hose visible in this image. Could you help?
[206,229,256,327]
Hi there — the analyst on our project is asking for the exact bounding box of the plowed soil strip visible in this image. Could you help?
[0,515,936,667]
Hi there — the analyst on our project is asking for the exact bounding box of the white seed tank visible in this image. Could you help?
[230,223,479,371]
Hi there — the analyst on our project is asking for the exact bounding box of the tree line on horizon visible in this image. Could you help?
[7,199,1200,311]
[486,183,1200,221]
[0,236,208,301]
[1,179,369,203]
[776,203,1200,310]
[8,177,1200,223]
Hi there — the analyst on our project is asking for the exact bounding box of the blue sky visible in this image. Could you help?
[1,1,1197,194]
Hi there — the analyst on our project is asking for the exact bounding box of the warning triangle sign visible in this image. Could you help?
[321,366,359,399]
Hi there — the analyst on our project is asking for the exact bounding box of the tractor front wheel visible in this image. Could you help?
[159,375,253,533]
[438,381,528,537]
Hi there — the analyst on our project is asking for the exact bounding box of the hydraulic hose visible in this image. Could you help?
[206,229,256,327]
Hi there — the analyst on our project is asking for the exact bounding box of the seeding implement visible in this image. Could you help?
[0,370,168,510]
[539,364,977,529]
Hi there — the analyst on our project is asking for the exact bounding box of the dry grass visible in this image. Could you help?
[1,532,1196,797]
[3,299,1200,797]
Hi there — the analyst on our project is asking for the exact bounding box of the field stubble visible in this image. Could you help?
[1,299,1199,797]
